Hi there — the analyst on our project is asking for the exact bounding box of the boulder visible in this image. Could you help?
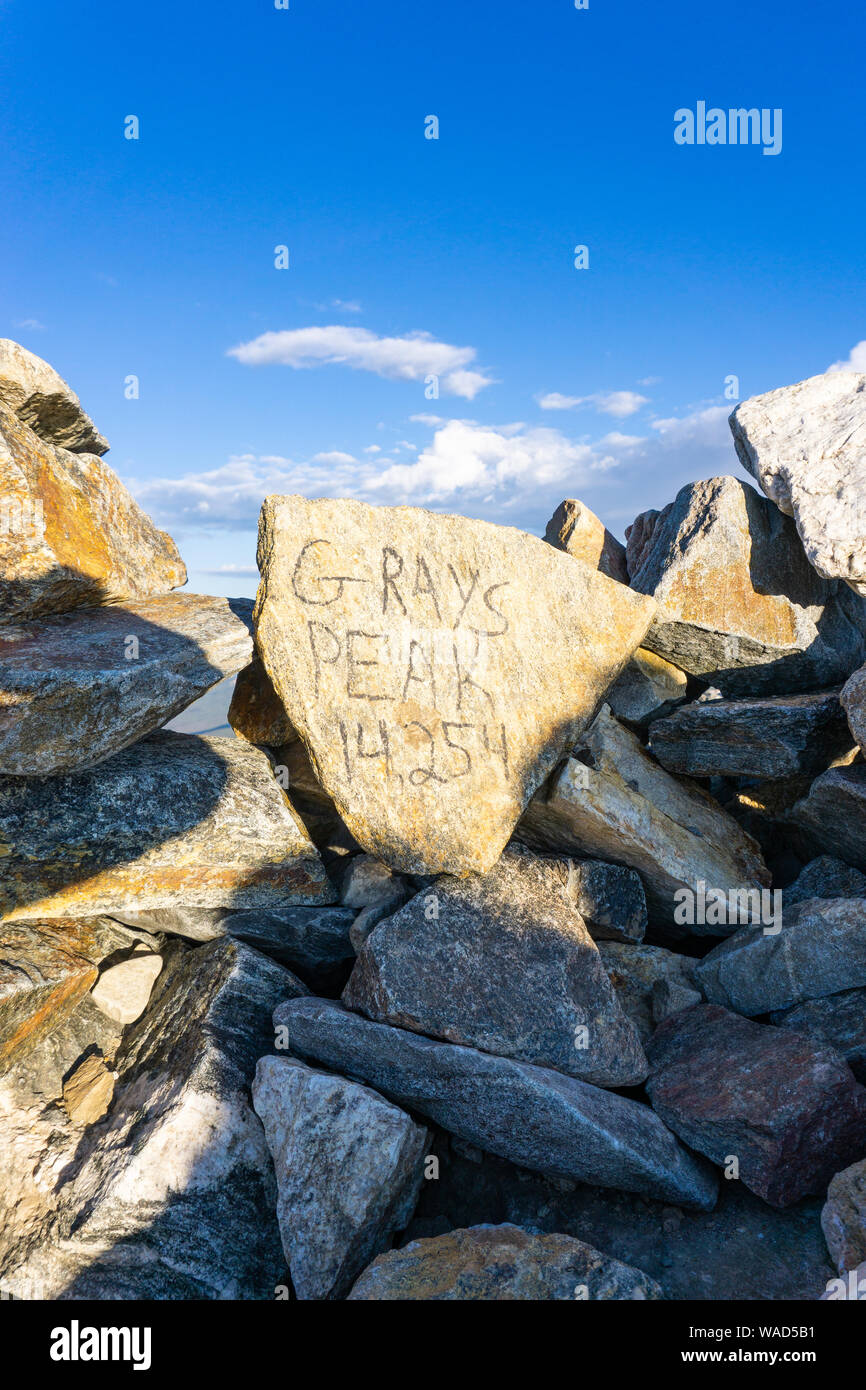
[597,941,701,1045]
[518,705,770,930]
[228,657,296,746]
[348,1223,662,1300]
[90,949,163,1025]
[0,920,99,1071]
[789,764,866,870]
[841,661,866,754]
[730,371,866,596]
[0,403,185,624]
[627,475,866,695]
[62,1054,116,1127]
[543,498,629,583]
[556,856,647,944]
[785,855,866,907]
[771,990,866,1083]
[0,594,254,775]
[606,647,688,726]
[646,1004,866,1207]
[253,496,655,875]
[0,731,332,923]
[274,997,719,1210]
[252,1055,428,1300]
[822,1158,866,1275]
[0,339,109,455]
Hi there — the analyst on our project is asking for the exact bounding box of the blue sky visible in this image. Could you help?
[2,0,864,601]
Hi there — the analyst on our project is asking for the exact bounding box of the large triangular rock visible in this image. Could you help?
[730,371,866,596]
[0,594,254,775]
[0,339,109,455]
[254,496,655,874]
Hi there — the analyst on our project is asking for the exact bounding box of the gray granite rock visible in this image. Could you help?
[789,764,866,870]
[0,339,109,455]
[557,856,647,944]
[771,990,866,1083]
[597,941,702,1045]
[841,661,866,755]
[785,855,866,907]
[607,647,688,726]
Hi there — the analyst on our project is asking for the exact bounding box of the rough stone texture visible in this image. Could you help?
[62,1053,116,1127]
[228,657,296,746]
[0,339,109,455]
[340,854,406,910]
[543,498,629,583]
[627,475,866,696]
[771,991,866,1084]
[841,661,866,755]
[646,1004,866,1208]
[0,731,332,922]
[252,1054,428,1300]
[0,403,186,624]
[648,689,852,780]
[343,849,648,1087]
[2,939,308,1300]
[822,1159,866,1274]
[789,764,866,870]
[0,594,254,776]
[652,978,703,1025]
[90,950,163,1024]
[557,856,647,944]
[518,705,769,930]
[0,920,99,1071]
[597,941,701,1046]
[254,496,655,875]
[696,898,866,1017]
[274,997,718,1210]
[607,646,688,726]
[785,855,866,907]
[730,371,866,596]
[348,1223,662,1300]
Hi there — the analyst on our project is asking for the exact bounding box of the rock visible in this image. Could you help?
[2,939,307,1300]
[0,594,254,776]
[652,978,703,1025]
[340,854,407,910]
[0,920,99,1071]
[607,647,688,727]
[821,1260,866,1299]
[841,661,866,755]
[62,1053,116,1127]
[252,1055,428,1299]
[274,997,719,1209]
[0,403,186,625]
[0,339,109,455]
[627,475,866,696]
[4,994,123,1106]
[789,764,866,870]
[695,898,866,1016]
[348,1223,662,1300]
[646,1004,866,1207]
[518,705,770,931]
[557,856,647,945]
[771,991,866,1083]
[253,496,655,875]
[730,371,866,596]
[0,731,333,922]
[597,941,701,1045]
[785,855,866,907]
[90,950,163,1024]
[648,689,852,780]
[228,658,296,746]
[343,849,648,1087]
[543,499,629,583]
[822,1158,866,1274]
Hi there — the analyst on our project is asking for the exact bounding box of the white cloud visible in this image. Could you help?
[15,317,46,331]
[538,389,650,418]
[827,340,866,373]
[228,325,494,399]
[196,563,260,576]
[311,450,357,465]
[363,444,382,454]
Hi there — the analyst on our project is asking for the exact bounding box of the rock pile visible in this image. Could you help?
[2,343,866,1301]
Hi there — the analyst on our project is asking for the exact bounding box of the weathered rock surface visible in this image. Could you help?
[822,1158,866,1274]
[274,997,718,1209]
[841,661,866,755]
[2,939,307,1299]
[646,1004,866,1207]
[518,705,769,930]
[348,1223,662,1300]
[343,849,648,1087]
[0,403,186,624]
[0,731,332,922]
[253,496,655,875]
[90,949,163,1024]
[62,1053,116,1127]
[771,990,866,1084]
[652,977,703,1025]
[253,1055,428,1299]
[0,920,99,1071]
[0,339,109,455]
[696,898,866,1016]
[607,646,688,726]
[543,498,629,583]
[627,475,866,695]
[556,856,647,944]
[785,855,866,907]
[648,689,852,780]
[597,941,701,1045]
[0,594,254,775]
[730,371,866,596]
[228,657,296,746]
[789,764,866,870]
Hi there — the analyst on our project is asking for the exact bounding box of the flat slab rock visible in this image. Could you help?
[253,495,655,875]
[646,1003,866,1208]
[348,1223,662,1300]
[274,997,718,1210]
[343,849,648,1087]
[0,730,332,922]
[772,989,866,1083]
[822,1158,866,1274]
[648,689,852,780]
[0,339,108,455]
[626,475,866,696]
[2,938,308,1300]
[253,1054,428,1300]
[695,898,866,1016]
[730,371,866,596]
[0,403,186,624]
[518,704,769,931]
[0,594,254,775]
